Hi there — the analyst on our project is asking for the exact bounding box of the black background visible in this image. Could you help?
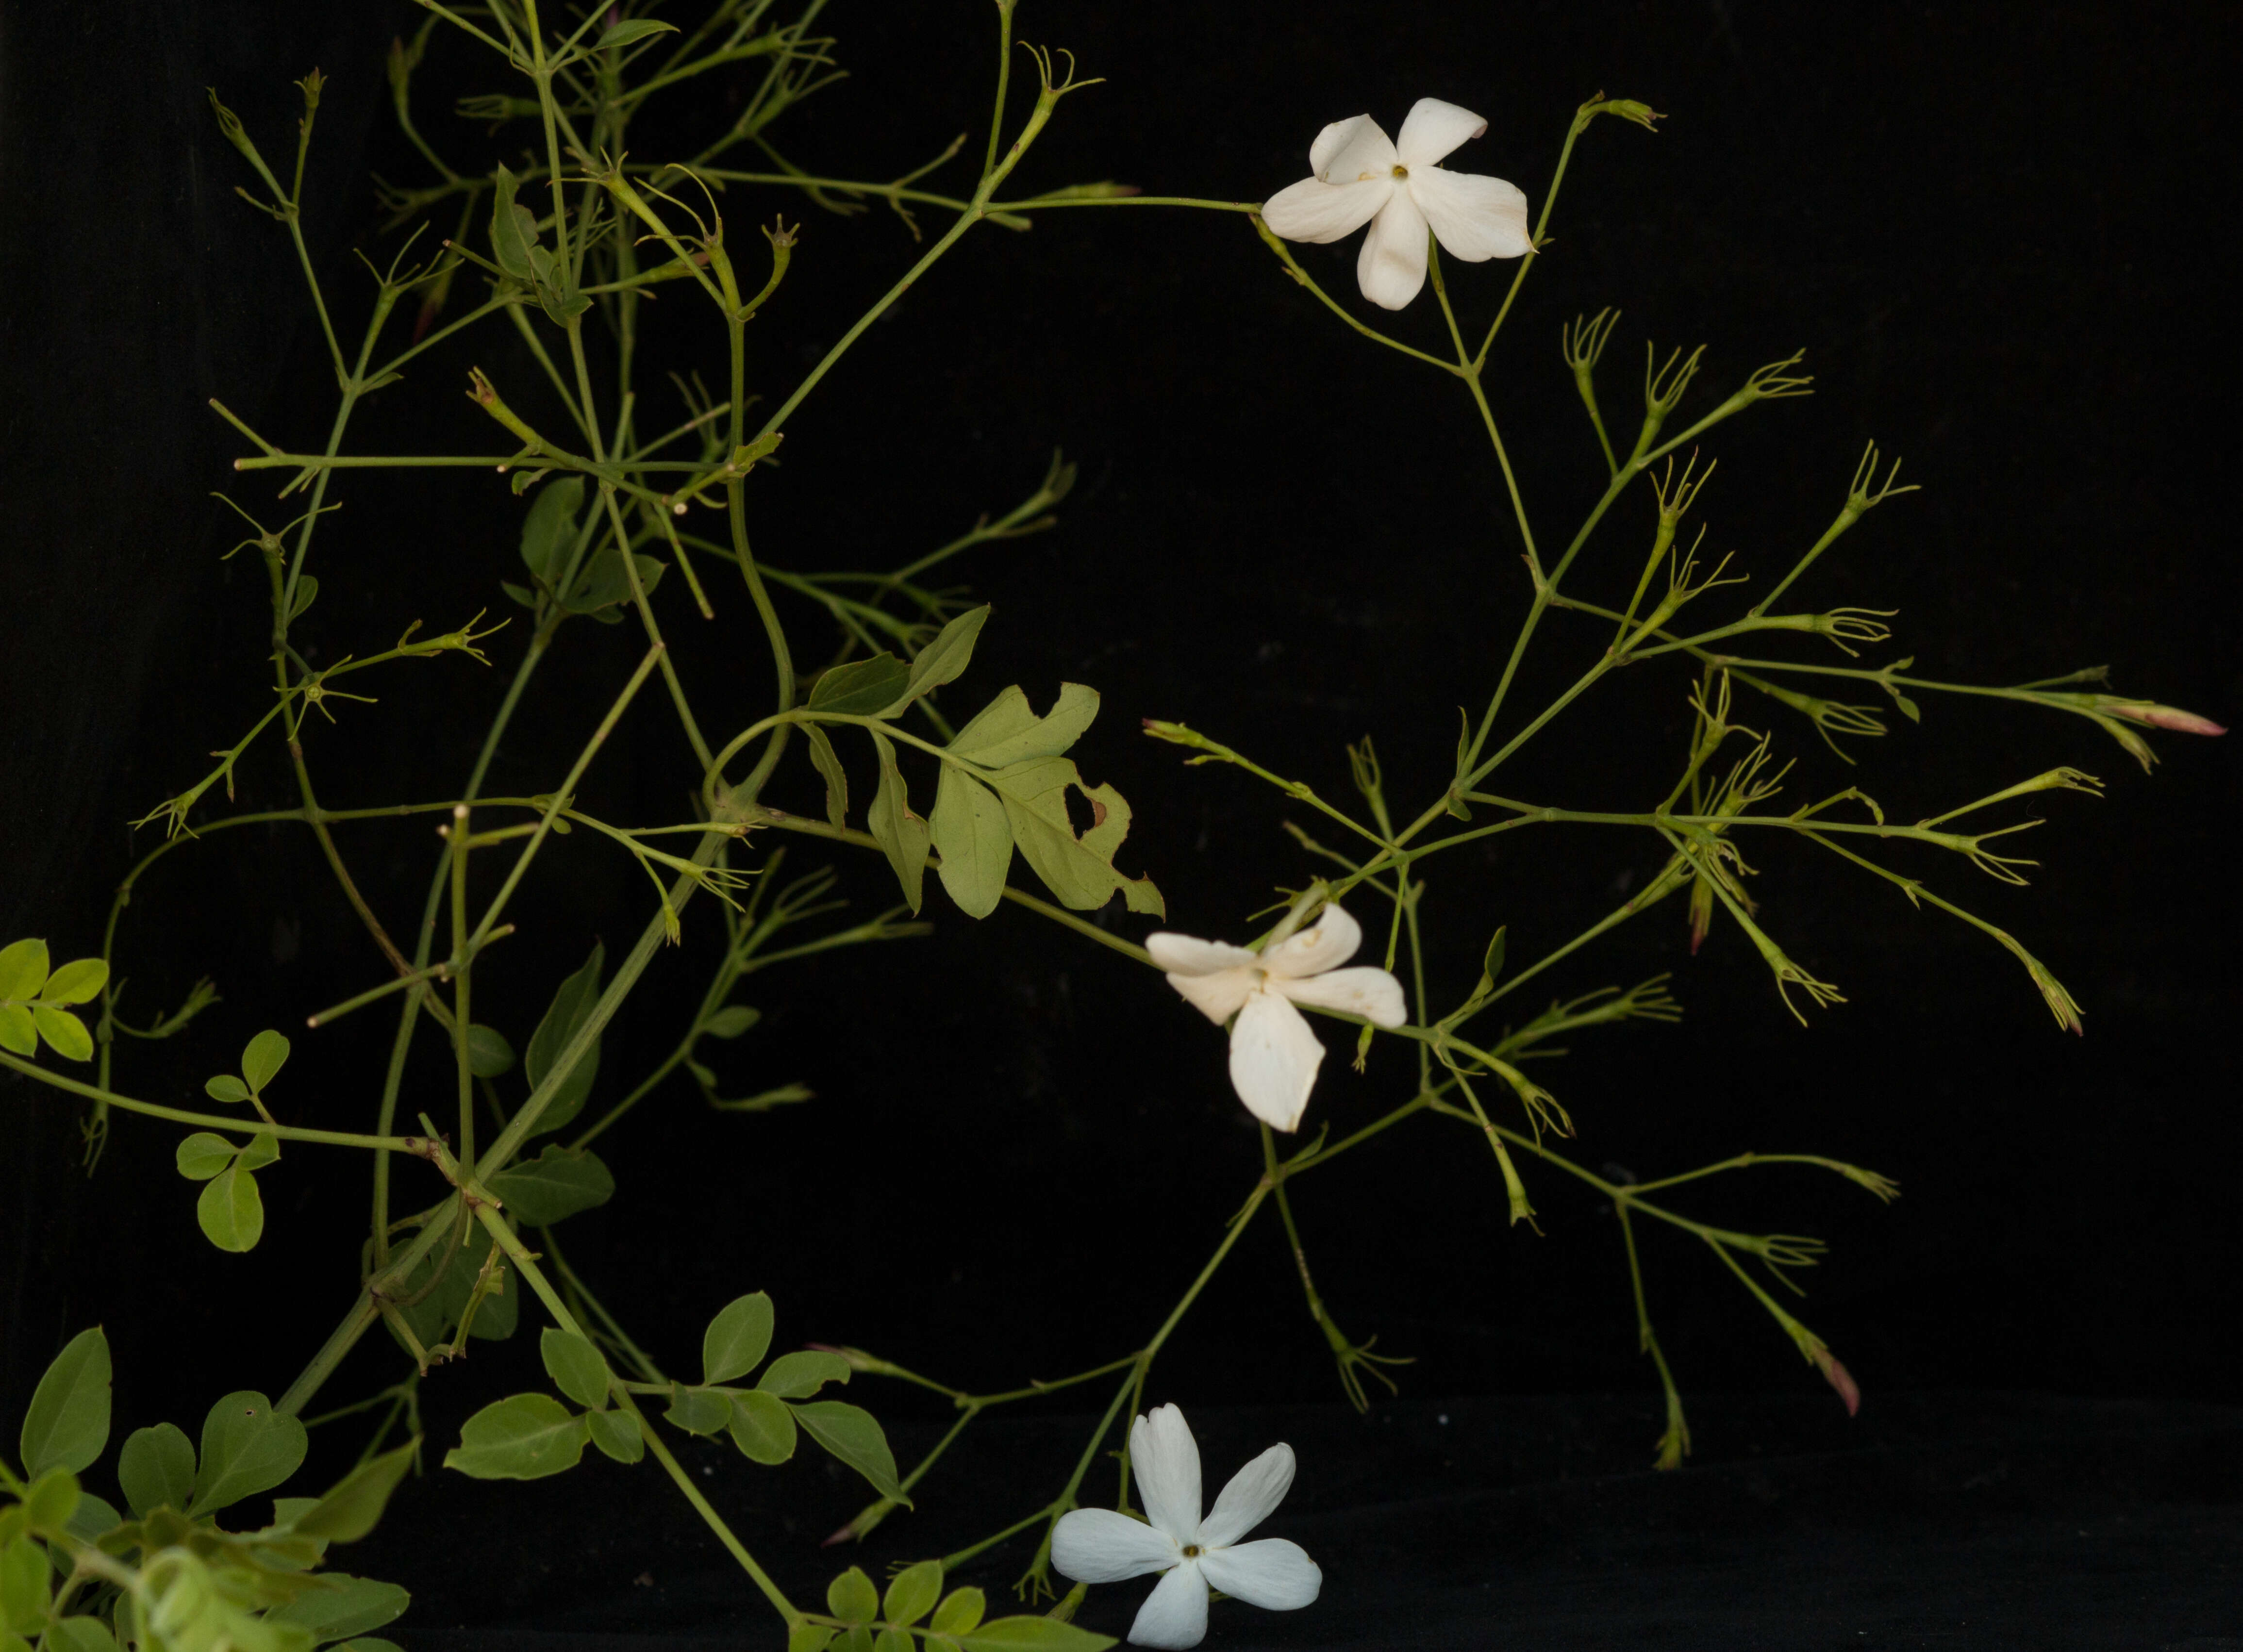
[3,1,2238,1642]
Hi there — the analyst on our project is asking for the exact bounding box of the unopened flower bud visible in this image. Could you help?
[1812,1346,1861,1417]
[2101,699,2227,737]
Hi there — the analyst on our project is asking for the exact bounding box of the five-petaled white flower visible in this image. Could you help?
[1261,97,1532,312]
[1051,1404,1321,1650]
[1148,903,1406,1133]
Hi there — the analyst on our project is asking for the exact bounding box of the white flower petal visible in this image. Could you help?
[1197,1538,1322,1612]
[1165,966,1259,1027]
[1126,1558,1208,1650]
[1130,1404,1203,1545]
[1228,990,1325,1132]
[1409,166,1532,263]
[1276,965,1408,1028]
[1050,1508,1182,1584]
[1196,1442,1295,1549]
[1260,175,1393,245]
[1312,114,1397,182]
[1355,190,1430,311]
[1395,97,1488,169]
[1262,903,1362,979]
[1147,933,1260,977]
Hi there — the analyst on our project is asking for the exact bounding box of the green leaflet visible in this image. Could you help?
[443,1394,589,1480]
[947,682,1100,768]
[929,765,1013,918]
[792,1401,906,1504]
[485,1144,615,1225]
[726,1390,795,1464]
[984,755,1163,917]
[521,944,606,1138]
[118,1423,196,1518]
[866,731,930,913]
[18,1328,110,1479]
[539,1329,610,1411]
[810,653,912,717]
[190,1391,307,1518]
[803,723,849,830]
[701,1292,775,1385]
[196,1164,266,1253]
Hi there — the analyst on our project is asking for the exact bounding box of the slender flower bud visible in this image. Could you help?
[2100,700,2227,737]
[1812,1346,1861,1417]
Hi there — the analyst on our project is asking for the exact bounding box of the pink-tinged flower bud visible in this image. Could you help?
[1813,1347,1861,1417]
[1687,877,1714,957]
[2103,701,2227,737]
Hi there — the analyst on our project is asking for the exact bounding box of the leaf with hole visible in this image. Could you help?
[191,1391,306,1517]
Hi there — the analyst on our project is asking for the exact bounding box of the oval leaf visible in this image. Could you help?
[0,937,51,1001]
[585,1408,644,1465]
[866,732,930,914]
[32,1006,93,1062]
[293,1440,418,1544]
[701,1292,775,1386]
[204,1074,252,1106]
[443,1394,589,1481]
[485,1144,615,1226]
[725,1389,796,1466]
[489,164,536,282]
[241,1029,291,1093]
[791,1402,906,1504]
[174,1134,236,1182]
[883,1560,944,1628]
[191,1392,306,1517]
[957,1619,1116,1652]
[930,766,1013,920]
[598,17,680,48]
[930,1586,986,1636]
[19,1328,110,1479]
[900,605,989,705]
[521,944,606,1138]
[38,958,109,1007]
[826,1567,878,1625]
[118,1422,197,1517]
[663,1385,732,1438]
[809,653,912,717]
[48,1618,121,1652]
[756,1351,850,1400]
[519,474,584,584]
[540,1329,610,1411]
[267,1574,411,1642]
[701,1004,760,1041]
[465,1024,517,1078]
[196,1164,265,1253]
[0,1003,35,1056]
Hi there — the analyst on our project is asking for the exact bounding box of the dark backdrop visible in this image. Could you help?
[2,0,2236,1572]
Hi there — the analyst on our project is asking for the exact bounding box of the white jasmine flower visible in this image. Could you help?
[1051,1404,1321,1651]
[1261,97,1532,311]
[1147,903,1405,1132]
